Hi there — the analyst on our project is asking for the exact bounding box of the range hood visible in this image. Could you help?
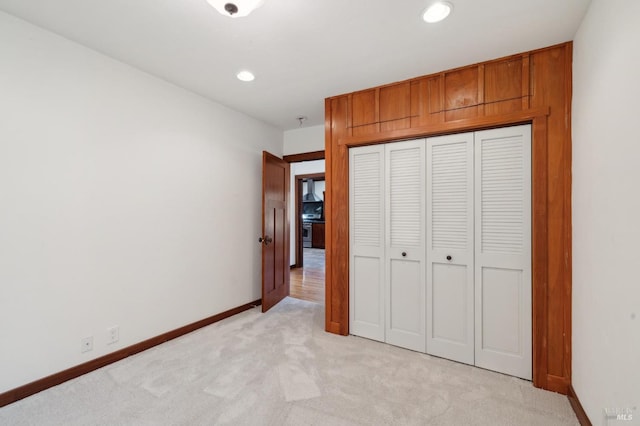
[303,179,322,202]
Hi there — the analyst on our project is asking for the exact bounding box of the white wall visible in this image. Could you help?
[289,160,325,264]
[0,11,282,393]
[572,0,640,423]
[283,125,324,155]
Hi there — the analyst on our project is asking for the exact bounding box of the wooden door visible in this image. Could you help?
[384,140,425,352]
[426,132,475,365]
[261,151,290,312]
[349,145,385,342]
[474,125,532,380]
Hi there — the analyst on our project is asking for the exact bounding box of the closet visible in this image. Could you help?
[349,124,532,380]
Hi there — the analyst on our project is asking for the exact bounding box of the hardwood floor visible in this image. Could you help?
[290,248,325,305]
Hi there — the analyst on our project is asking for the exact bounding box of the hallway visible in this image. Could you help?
[290,248,324,305]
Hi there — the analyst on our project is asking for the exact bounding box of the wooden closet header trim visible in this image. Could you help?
[339,107,550,147]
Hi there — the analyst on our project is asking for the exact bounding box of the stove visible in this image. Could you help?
[302,222,312,248]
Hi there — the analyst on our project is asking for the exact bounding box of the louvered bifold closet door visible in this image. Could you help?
[349,145,385,342]
[426,133,475,365]
[474,125,532,380]
[385,140,425,352]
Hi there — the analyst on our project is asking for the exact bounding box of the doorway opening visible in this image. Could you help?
[283,152,325,305]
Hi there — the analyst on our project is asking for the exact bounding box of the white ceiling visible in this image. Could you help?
[0,0,591,130]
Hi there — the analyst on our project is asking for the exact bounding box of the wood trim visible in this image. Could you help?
[294,177,303,267]
[521,54,531,109]
[563,42,574,383]
[325,95,351,336]
[0,299,262,408]
[545,374,570,394]
[374,87,380,123]
[568,385,593,426]
[326,321,342,335]
[477,64,485,116]
[324,99,334,333]
[531,114,549,390]
[283,150,325,163]
[295,173,326,181]
[339,107,550,147]
[327,43,571,103]
[439,73,446,116]
[346,94,353,131]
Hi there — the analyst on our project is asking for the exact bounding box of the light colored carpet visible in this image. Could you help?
[0,297,578,425]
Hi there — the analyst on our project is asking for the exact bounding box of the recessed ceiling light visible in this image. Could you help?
[422,1,453,23]
[206,0,265,18]
[237,70,255,82]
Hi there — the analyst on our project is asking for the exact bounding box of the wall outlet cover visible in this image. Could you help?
[107,326,119,344]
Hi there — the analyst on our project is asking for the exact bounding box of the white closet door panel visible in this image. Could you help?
[388,258,422,349]
[431,263,469,342]
[474,125,532,380]
[352,256,384,339]
[352,148,384,248]
[388,144,423,250]
[350,146,385,342]
[385,140,425,352]
[480,267,523,354]
[426,133,474,365]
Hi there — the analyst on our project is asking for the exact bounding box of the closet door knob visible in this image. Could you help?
[446,255,452,261]
[401,252,407,257]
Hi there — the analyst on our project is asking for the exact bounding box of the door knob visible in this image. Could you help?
[401,252,407,257]
[259,236,273,246]
[446,255,452,261]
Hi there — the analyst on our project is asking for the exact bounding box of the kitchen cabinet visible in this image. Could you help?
[311,222,325,249]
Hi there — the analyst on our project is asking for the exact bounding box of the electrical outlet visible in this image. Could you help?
[107,326,119,345]
[81,336,93,353]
